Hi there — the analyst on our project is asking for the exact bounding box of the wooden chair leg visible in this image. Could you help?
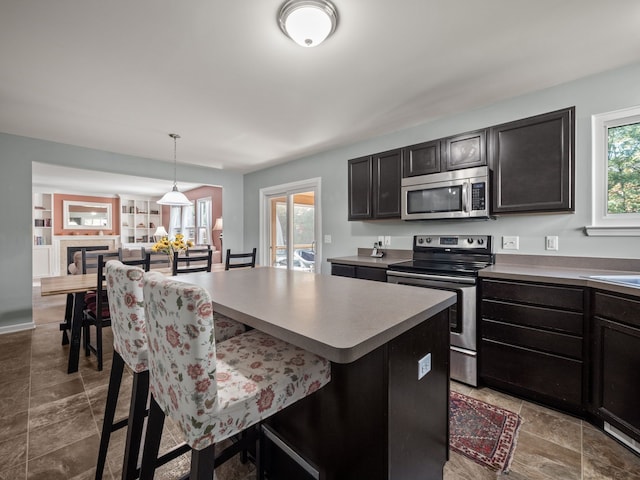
[84,321,91,357]
[95,351,125,480]
[122,370,149,480]
[256,424,264,480]
[191,444,216,480]
[96,320,103,371]
[139,396,166,480]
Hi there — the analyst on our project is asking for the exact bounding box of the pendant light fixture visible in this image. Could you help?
[157,133,192,206]
[278,0,338,48]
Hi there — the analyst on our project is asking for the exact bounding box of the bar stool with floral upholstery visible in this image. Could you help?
[139,272,331,480]
[96,261,247,480]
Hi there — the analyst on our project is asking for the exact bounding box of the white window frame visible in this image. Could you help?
[587,105,640,236]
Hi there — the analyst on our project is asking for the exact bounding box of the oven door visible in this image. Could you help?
[387,270,479,385]
[386,271,476,351]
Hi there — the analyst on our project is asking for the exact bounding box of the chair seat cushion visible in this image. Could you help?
[213,313,246,342]
[171,329,331,450]
[85,301,110,319]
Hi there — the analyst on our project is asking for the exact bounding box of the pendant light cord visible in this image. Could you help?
[169,133,181,187]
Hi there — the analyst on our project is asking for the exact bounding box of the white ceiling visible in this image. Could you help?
[3,0,640,176]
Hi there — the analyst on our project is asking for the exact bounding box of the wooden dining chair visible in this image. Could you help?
[119,248,151,272]
[141,247,171,270]
[225,247,257,270]
[139,273,331,480]
[82,252,119,371]
[172,246,213,275]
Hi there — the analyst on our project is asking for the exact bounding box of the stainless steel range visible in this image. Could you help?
[386,235,494,386]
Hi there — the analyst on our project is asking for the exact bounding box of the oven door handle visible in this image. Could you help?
[386,270,477,285]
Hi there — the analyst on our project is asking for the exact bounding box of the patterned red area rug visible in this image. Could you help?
[449,391,523,472]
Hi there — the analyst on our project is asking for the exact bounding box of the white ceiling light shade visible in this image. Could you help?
[278,0,338,48]
[157,133,192,206]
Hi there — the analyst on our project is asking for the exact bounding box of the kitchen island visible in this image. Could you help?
[176,267,456,480]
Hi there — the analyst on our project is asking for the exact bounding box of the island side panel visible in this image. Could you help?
[388,308,450,479]
[264,308,450,480]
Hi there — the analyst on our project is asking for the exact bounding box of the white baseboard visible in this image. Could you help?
[0,322,36,335]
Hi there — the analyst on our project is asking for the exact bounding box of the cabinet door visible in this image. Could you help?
[591,291,640,443]
[373,149,401,218]
[442,129,487,171]
[348,156,373,220]
[402,140,440,177]
[490,107,575,214]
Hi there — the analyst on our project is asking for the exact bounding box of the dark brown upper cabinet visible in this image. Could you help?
[490,107,575,215]
[442,129,487,171]
[402,140,440,177]
[348,149,401,220]
[348,156,373,220]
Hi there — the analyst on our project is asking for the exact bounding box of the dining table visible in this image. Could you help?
[39,264,224,373]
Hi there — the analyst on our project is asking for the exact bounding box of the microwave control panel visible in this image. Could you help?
[471,182,486,211]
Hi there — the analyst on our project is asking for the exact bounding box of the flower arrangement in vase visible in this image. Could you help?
[151,233,194,265]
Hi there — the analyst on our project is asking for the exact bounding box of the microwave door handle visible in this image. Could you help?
[462,182,470,213]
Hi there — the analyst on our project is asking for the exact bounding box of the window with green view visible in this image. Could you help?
[607,122,640,214]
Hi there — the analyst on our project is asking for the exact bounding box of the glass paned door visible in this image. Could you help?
[268,191,315,272]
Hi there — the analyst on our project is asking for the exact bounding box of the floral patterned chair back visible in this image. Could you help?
[105,260,148,373]
[143,272,219,448]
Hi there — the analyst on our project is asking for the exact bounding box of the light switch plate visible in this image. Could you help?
[324,234,332,244]
[418,353,431,380]
[545,235,559,251]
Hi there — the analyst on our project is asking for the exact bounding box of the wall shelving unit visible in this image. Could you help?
[120,196,162,246]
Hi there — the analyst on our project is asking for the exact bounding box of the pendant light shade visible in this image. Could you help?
[157,133,192,206]
[278,0,338,48]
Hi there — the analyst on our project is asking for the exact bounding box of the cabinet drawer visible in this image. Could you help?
[482,319,582,359]
[481,339,583,407]
[482,279,583,311]
[357,266,388,282]
[482,299,583,335]
[593,291,640,328]
[331,264,356,278]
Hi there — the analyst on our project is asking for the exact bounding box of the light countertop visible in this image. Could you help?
[481,255,640,297]
[174,267,456,364]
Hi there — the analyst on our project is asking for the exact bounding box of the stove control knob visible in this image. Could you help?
[467,238,474,244]
[425,237,432,243]
[477,238,484,245]
[417,238,424,244]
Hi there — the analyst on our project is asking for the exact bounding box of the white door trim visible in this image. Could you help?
[259,177,322,273]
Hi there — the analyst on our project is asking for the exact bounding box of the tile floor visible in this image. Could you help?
[0,287,638,479]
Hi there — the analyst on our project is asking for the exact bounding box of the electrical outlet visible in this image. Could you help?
[502,236,519,250]
[418,353,431,380]
[545,235,559,251]
[384,236,391,246]
[324,234,332,244]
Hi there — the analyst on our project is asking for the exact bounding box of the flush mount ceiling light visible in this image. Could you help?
[278,0,338,48]
[157,133,192,206]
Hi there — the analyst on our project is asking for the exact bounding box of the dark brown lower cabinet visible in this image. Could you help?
[331,263,388,282]
[480,278,586,414]
[591,290,640,445]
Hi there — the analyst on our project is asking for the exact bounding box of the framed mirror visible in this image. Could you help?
[63,200,112,230]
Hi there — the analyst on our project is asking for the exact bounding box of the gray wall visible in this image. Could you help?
[0,133,244,331]
[244,61,640,274]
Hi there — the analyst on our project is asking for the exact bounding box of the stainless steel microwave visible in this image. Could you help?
[401,166,489,220]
